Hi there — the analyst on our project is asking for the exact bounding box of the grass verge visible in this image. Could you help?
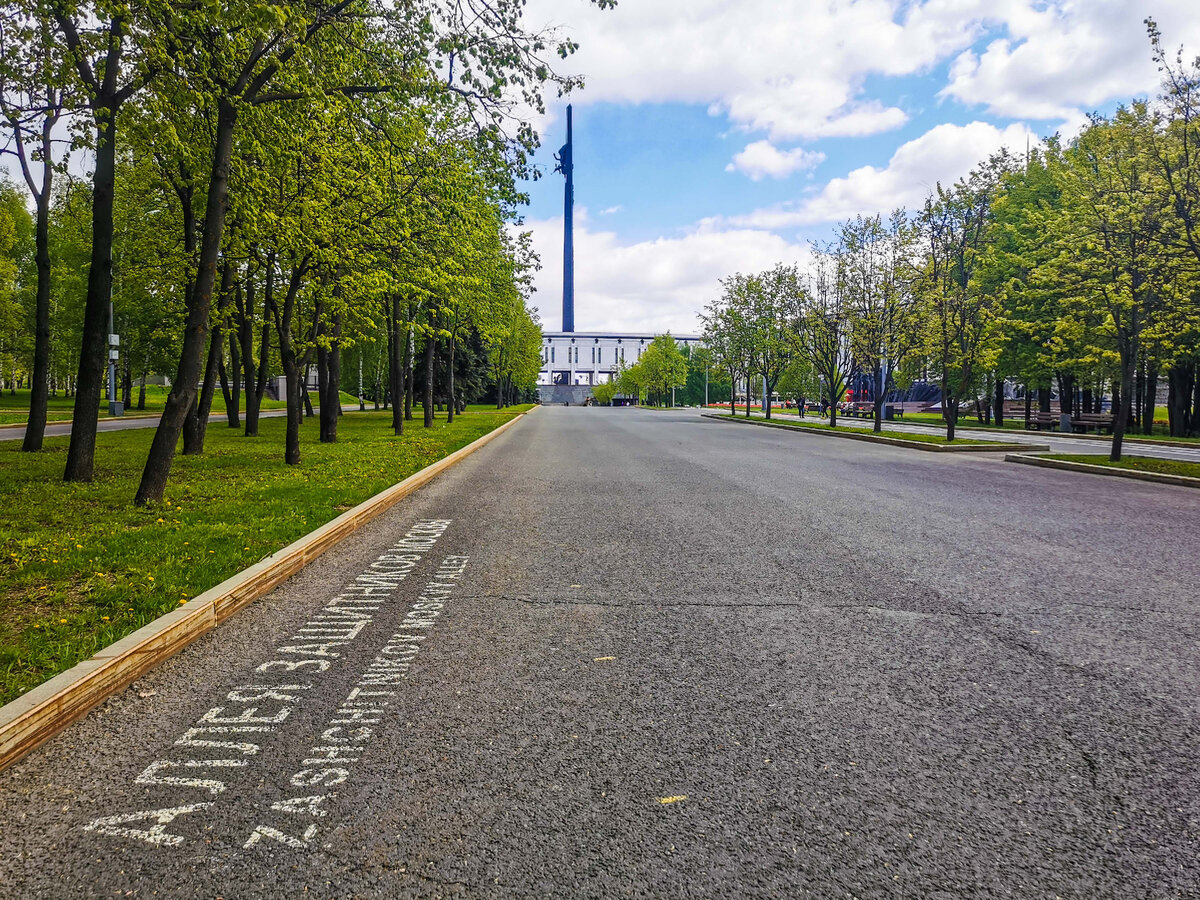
[0,404,529,704]
[1041,454,1200,479]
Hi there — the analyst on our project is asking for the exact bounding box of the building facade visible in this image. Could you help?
[537,331,703,387]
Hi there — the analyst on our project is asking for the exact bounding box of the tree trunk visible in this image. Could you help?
[137,364,147,411]
[389,298,404,435]
[872,364,884,433]
[423,329,435,428]
[135,99,237,505]
[319,310,342,443]
[446,336,456,424]
[222,335,240,428]
[1133,362,1144,430]
[1023,384,1032,428]
[1057,371,1074,416]
[1192,361,1200,438]
[64,109,120,482]
[941,374,952,439]
[283,354,302,465]
[1038,386,1051,413]
[182,263,231,455]
[23,144,53,452]
[121,357,132,409]
[302,367,314,418]
[404,317,415,420]
[1111,346,1135,462]
[994,376,1005,429]
[1142,364,1158,435]
[239,278,262,436]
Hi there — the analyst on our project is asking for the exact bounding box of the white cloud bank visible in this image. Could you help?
[731,120,1040,229]
[529,0,1200,144]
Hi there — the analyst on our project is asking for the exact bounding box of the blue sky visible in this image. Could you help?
[516,0,1200,335]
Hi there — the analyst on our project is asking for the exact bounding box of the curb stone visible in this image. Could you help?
[0,407,533,773]
[1004,452,1200,489]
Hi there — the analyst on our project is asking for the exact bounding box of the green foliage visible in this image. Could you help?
[591,381,617,405]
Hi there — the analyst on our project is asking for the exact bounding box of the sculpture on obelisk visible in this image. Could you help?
[554,105,574,332]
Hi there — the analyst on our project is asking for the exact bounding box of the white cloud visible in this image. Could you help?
[524,0,999,141]
[940,1,1200,119]
[525,213,810,333]
[726,141,825,181]
[731,120,1039,228]
[598,205,623,215]
[525,1,1200,145]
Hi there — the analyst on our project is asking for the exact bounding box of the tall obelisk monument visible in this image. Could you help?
[556,105,575,332]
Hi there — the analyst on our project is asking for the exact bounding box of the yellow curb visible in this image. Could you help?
[0,409,531,773]
[1004,453,1200,489]
[702,413,1046,453]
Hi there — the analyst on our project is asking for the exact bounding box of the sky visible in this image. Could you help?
[516,0,1200,335]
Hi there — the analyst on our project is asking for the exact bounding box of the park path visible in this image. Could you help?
[0,408,296,442]
[0,406,1197,898]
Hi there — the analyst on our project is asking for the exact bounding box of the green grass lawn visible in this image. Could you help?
[732,413,999,445]
[1044,454,1200,480]
[0,403,530,704]
[0,386,368,426]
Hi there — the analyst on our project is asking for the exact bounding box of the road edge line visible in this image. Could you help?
[1004,453,1200,489]
[0,408,532,773]
[701,413,1045,453]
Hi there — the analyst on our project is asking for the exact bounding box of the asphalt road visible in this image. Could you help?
[1,406,1198,898]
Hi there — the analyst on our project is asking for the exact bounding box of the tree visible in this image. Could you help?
[794,249,852,427]
[51,0,162,482]
[703,275,755,417]
[747,264,801,420]
[0,8,71,450]
[841,212,921,433]
[638,333,688,406]
[591,380,617,405]
[1051,108,1168,459]
[917,156,1010,441]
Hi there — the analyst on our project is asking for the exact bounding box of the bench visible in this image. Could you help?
[1072,413,1114,434]
[1026,412,1058,431]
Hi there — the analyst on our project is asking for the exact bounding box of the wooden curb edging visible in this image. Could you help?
[1004,453,1200,489]
[701,413,1046,453]
[0,407,533,773]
